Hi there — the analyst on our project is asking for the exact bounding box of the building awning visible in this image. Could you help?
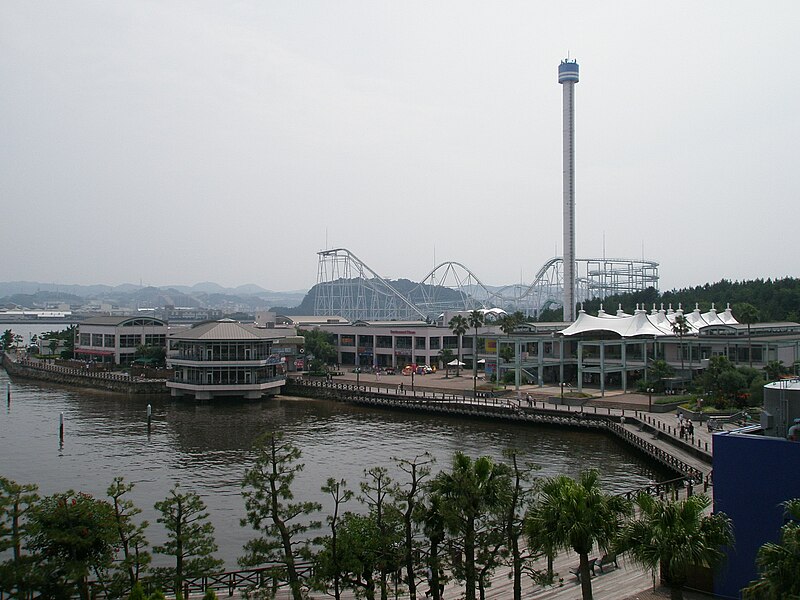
[76,349,115,356]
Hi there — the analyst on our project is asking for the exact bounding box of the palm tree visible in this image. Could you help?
[648,358,674,393]
[498,313,523,336]
[671,313,690,373]
[467,310,485,399]
[763,359,786,382]
[431,452,506,600]
[448,315,468,377]
[735,303,760,368]
[743,498,800,598]
[438,348,454,379]
[526,470,629,600]
[619,493,733,600]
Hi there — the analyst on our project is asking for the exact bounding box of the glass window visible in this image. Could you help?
[119,334,140,348]
[429,337,440,350]
[91,334,103,347]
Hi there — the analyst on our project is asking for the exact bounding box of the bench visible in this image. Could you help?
[568,557,597,581]
[597,553,619,573]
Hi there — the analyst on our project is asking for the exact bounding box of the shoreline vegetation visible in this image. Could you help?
[0,431,732,600]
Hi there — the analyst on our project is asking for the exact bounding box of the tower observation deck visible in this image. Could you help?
[559,58,579,322]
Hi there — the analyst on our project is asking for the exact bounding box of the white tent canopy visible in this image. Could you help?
[447,359,466,366]
[560,303,740,338]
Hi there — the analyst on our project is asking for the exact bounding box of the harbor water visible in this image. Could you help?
[0,365,671,569]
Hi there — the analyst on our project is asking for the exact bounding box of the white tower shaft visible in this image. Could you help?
[562,79,576,322]
[558,58,579,322]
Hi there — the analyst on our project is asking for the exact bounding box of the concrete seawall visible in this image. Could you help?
[1,352,168,395]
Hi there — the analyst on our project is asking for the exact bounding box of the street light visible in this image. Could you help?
[355,368,361,395]
[647,387,654,413]
[560,381,565,401]
[411,367,415,395]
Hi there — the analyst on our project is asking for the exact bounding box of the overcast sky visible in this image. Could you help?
[3,1,799,293]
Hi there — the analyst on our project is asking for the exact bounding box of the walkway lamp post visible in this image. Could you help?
[355,368,361,396]
[647,387,654,413]
[411,367,415,395]
[560,381,565,401]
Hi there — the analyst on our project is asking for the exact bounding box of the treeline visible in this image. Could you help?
[537,277,800,323]
[1,434,795,600]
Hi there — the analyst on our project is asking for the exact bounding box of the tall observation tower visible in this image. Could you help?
[558,58,579,322]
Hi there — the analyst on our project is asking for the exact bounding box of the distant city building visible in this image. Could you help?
[74,316,168,365]
[160,305,224,322]
[166,319,299,400]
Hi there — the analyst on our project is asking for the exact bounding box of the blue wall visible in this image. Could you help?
[713,433,800,597]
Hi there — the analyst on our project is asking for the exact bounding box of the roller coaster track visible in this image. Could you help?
[314,248,658,321]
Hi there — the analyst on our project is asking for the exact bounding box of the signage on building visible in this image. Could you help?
[390,330,417,334]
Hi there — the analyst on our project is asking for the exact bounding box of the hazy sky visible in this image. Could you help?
[3,1,799,293]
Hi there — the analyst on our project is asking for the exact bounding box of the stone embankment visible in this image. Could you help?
[1,352,168,394]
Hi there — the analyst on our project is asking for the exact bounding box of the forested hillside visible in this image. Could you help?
[538,277,800,322]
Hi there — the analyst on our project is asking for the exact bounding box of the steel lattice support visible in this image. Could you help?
[314,249,659,321]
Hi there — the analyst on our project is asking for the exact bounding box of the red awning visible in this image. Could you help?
[76,349,115,356]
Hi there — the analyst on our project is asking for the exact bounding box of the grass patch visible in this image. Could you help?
[654,395,693,405]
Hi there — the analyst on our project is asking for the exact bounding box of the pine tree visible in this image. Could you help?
[0,477,40,597]
[107,477,151,590]
[153,484,223,595]
[240,432,321,600]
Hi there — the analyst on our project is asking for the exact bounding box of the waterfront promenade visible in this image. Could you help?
[293,371,716,490]
[0,362,722,599]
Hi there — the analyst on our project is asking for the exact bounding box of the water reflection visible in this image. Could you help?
[0,368,670,568]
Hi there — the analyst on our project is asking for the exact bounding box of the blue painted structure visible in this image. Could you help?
[712,432,800,597]
[558,60,580,83]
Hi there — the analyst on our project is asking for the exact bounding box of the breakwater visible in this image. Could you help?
[1,352,168,394]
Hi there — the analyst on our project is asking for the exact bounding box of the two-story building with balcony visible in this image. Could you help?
[74,316,168,365]
[166,319,292,400]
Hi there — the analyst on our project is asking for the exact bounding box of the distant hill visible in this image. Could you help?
[0,281,308,311]
[276,278,467,315]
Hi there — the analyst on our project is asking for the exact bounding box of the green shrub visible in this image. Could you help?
[202,589,218,600]
[149,591,166,600]
[128,583,147,600]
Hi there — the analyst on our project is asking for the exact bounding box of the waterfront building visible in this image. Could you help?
[74,315,168,365]
[308,318,495,371]
[166,319,298,400]
[308,303,800,391]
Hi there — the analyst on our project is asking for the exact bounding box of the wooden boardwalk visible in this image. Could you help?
[234,548,714,599]
[288,378,714,491]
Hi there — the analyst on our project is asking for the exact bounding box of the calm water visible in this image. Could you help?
[0,365,670,569]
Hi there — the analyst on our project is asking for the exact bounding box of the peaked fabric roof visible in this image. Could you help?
[560,303,739,338]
